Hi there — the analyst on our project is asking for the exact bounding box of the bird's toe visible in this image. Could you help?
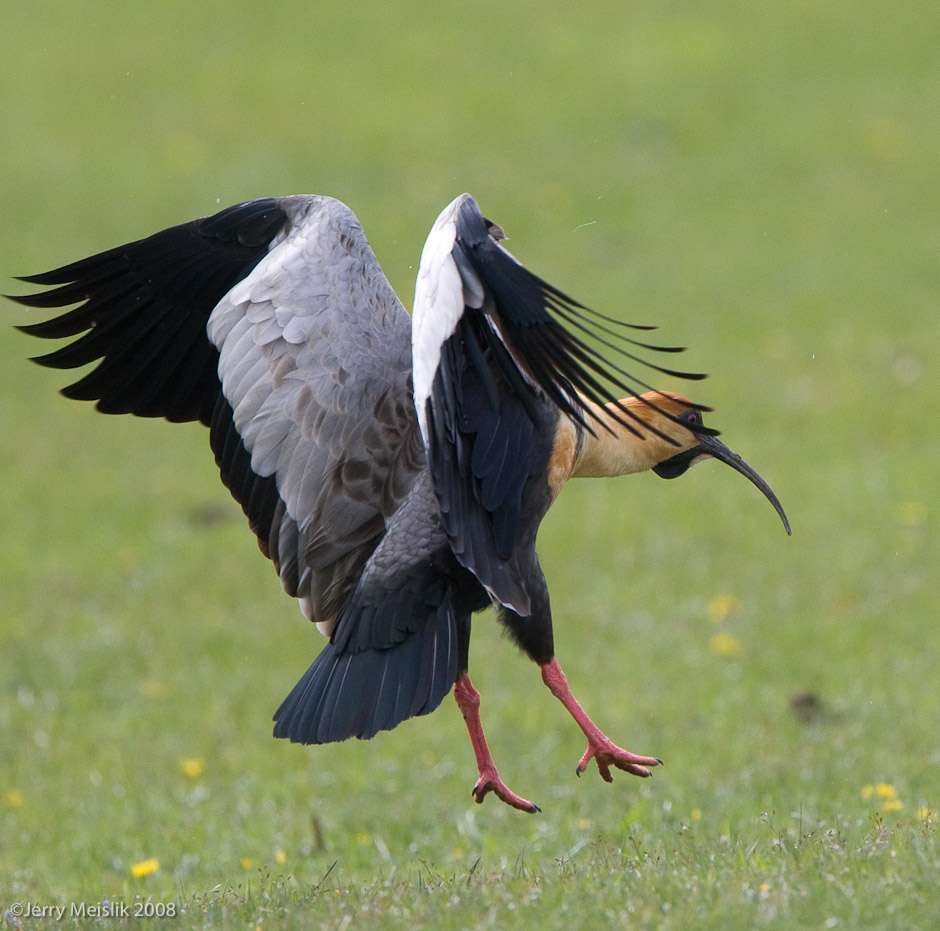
[472,773,540,813]
[577,740,661,782]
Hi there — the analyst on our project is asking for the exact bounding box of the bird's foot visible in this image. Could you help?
[540,658,661,784]
[454,671,541,813]
[471,766,541,813]
[576,737,662,782]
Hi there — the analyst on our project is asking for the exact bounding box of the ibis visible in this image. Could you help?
[10,193,790,812]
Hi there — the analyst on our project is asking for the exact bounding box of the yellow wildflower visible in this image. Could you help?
[690,808,703,822]
[2,789,24,807]
[708,594,740,622]
[862,783,904,810]
[274,849,287,866]
[917,806,932,820]
[179,758,205,778]
[241,857,254,870]
[131,858,160,878]
[709,633,743,657]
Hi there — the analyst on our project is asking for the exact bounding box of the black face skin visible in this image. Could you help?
[653,409,791,535]
[652,409,706,479]
[652,446,701,479]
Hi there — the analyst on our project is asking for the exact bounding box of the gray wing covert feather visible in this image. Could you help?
[207,196,424,626]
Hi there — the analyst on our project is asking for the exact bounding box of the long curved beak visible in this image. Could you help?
[696,434,791,535]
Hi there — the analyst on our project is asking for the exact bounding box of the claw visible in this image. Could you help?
[576,738,661,781]
[472,770,541,813]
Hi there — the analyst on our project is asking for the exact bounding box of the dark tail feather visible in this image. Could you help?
[272,598,458,744]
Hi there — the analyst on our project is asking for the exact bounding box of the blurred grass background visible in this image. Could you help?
[1,1,938,927]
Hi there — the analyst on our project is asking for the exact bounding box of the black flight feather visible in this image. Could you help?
[452,196,717,441]
[11,199,304,583]
[9,198,288,425]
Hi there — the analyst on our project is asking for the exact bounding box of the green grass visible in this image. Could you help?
[1,1,938,927]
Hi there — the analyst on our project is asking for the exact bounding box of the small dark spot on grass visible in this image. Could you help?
[790,691,824,723]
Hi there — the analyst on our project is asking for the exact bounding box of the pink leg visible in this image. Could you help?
[453,672,540,813]
[541,658,662,782]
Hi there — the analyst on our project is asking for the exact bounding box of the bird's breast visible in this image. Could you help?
[546,415,581,501]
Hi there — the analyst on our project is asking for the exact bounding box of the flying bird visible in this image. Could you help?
[10,193,790,812]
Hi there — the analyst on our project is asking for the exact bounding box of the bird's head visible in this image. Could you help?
[577,391,790,535]
[633,391,791,535]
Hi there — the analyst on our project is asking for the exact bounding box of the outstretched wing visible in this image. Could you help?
[11,195,425,629]
[412,193,710,614]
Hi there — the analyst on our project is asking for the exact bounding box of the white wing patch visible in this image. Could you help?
[412,193,474,445]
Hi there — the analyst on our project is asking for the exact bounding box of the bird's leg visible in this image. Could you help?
[540,658,662,782]
[453,672,541,813]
